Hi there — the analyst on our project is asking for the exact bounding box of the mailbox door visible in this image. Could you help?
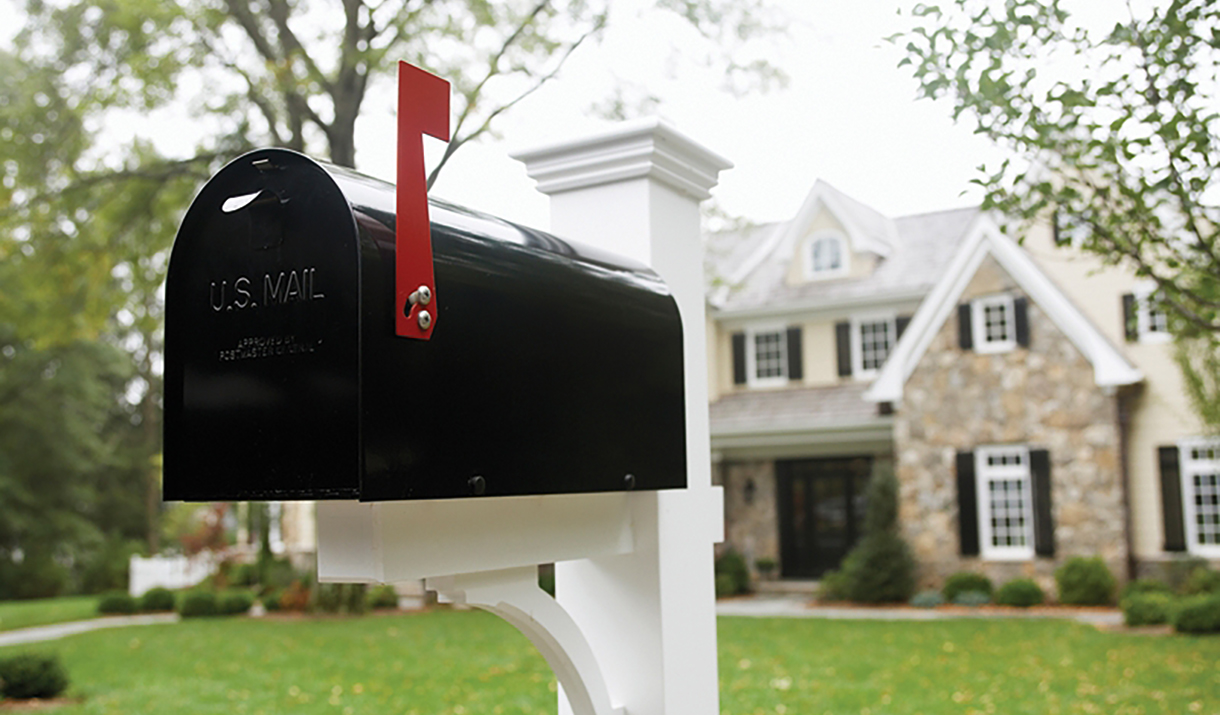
[163,150,362,501]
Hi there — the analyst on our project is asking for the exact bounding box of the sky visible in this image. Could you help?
[412,0,1010,230]
[0,0,1021,232]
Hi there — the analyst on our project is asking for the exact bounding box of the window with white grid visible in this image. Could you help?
[803,231,849,280]
[971,294,1016,354]
[747,328,787,386]
[812,236,842,273]
[858,314,897,375]
[1182,440,1220,556]
[976,446,1034,559]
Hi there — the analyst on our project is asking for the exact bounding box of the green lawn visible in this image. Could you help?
[0,596,99,632]
[1,611,1217,714]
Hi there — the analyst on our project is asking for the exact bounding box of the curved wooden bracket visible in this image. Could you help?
[427,567,625,715]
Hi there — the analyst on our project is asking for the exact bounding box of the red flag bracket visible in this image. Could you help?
[396,62,450,339]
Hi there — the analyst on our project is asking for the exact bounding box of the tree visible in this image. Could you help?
[2,0,787,555]
[838,464,916,604]
[897,0,1220,427]
[0,330,145,597]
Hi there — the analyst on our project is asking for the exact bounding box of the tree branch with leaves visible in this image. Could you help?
[897,0,1220,429]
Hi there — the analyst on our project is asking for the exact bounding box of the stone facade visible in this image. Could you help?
[718,460,780,571]
[895,257,1127,594]
[717,454,894,578]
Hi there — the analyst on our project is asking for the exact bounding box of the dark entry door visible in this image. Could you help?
[777,457,872,579]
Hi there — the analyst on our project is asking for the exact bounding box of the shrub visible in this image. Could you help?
[312,583,344,613]
[279,581,311,612]
[1166,556,1210,593]
[943,572,994,602]
[843,536,917,604]
[261,589,284,612]
[754,557,777,578]
[179,590,218,618]
[1183,566,1220,596]
[1122,592,1175,627]
[0,555,70,600]
[97,591,138,615]
[139,587,176,613]
[0,653,70,700]
[910,590,945,608]
[311,583,367,614]
[218,591,254,616]
[368,584,399,610]
[344,584,368,615]
[1121,578,1172,600]
[817,569,850,602]
[1055,557,1116,605]
[996,579,1045,607]
[228,563,258,588]
[840,467,916,603]
[952,590,991,607]
[1172,594,1220,634]
[714,573,737,599]
[261,557,301,591]
[714,550,751,598]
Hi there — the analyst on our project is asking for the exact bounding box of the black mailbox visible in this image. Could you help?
[163,148,687,502]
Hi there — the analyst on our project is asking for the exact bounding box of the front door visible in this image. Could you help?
[777,457,872,579]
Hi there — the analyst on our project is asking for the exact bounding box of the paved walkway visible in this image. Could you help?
[716,595,1123,627]
[0,613,180,647]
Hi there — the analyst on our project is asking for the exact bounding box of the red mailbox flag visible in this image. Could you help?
[396,62,450,339]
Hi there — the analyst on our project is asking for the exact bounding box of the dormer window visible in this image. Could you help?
[804,231,849,280]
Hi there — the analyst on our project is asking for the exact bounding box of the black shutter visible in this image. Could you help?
[732,332,747,385]
[1159,445,1187,552]
[1122,293,1138,342]
[1014,297,1030,348]
[958,303,973,351]
[956,451,980,556]
[1030,449,1055,557]
[786,327,803,382]
[835,321,852,377]
[896,315,912,340]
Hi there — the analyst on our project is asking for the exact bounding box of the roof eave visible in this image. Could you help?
[711,287,929,322]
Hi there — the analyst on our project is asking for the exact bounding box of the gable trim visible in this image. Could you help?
[864,215,1143,402]
[716,181,897,301]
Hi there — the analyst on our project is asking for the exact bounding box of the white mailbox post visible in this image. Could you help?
[316,118,730,715]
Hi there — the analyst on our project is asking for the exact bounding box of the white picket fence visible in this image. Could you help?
[128,553,215,597]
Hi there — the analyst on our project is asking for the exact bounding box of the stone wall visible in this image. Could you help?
[896,256,1127,595]
[718,460,779,572]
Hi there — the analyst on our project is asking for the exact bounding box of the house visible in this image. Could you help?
[706,180,1217,589]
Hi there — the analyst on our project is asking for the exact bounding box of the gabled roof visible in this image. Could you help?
[864,214,1144,402]
[705,186,978,314]
[802,180,899,258]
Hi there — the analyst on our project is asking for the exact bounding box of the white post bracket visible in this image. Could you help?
[428,567,625,715]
